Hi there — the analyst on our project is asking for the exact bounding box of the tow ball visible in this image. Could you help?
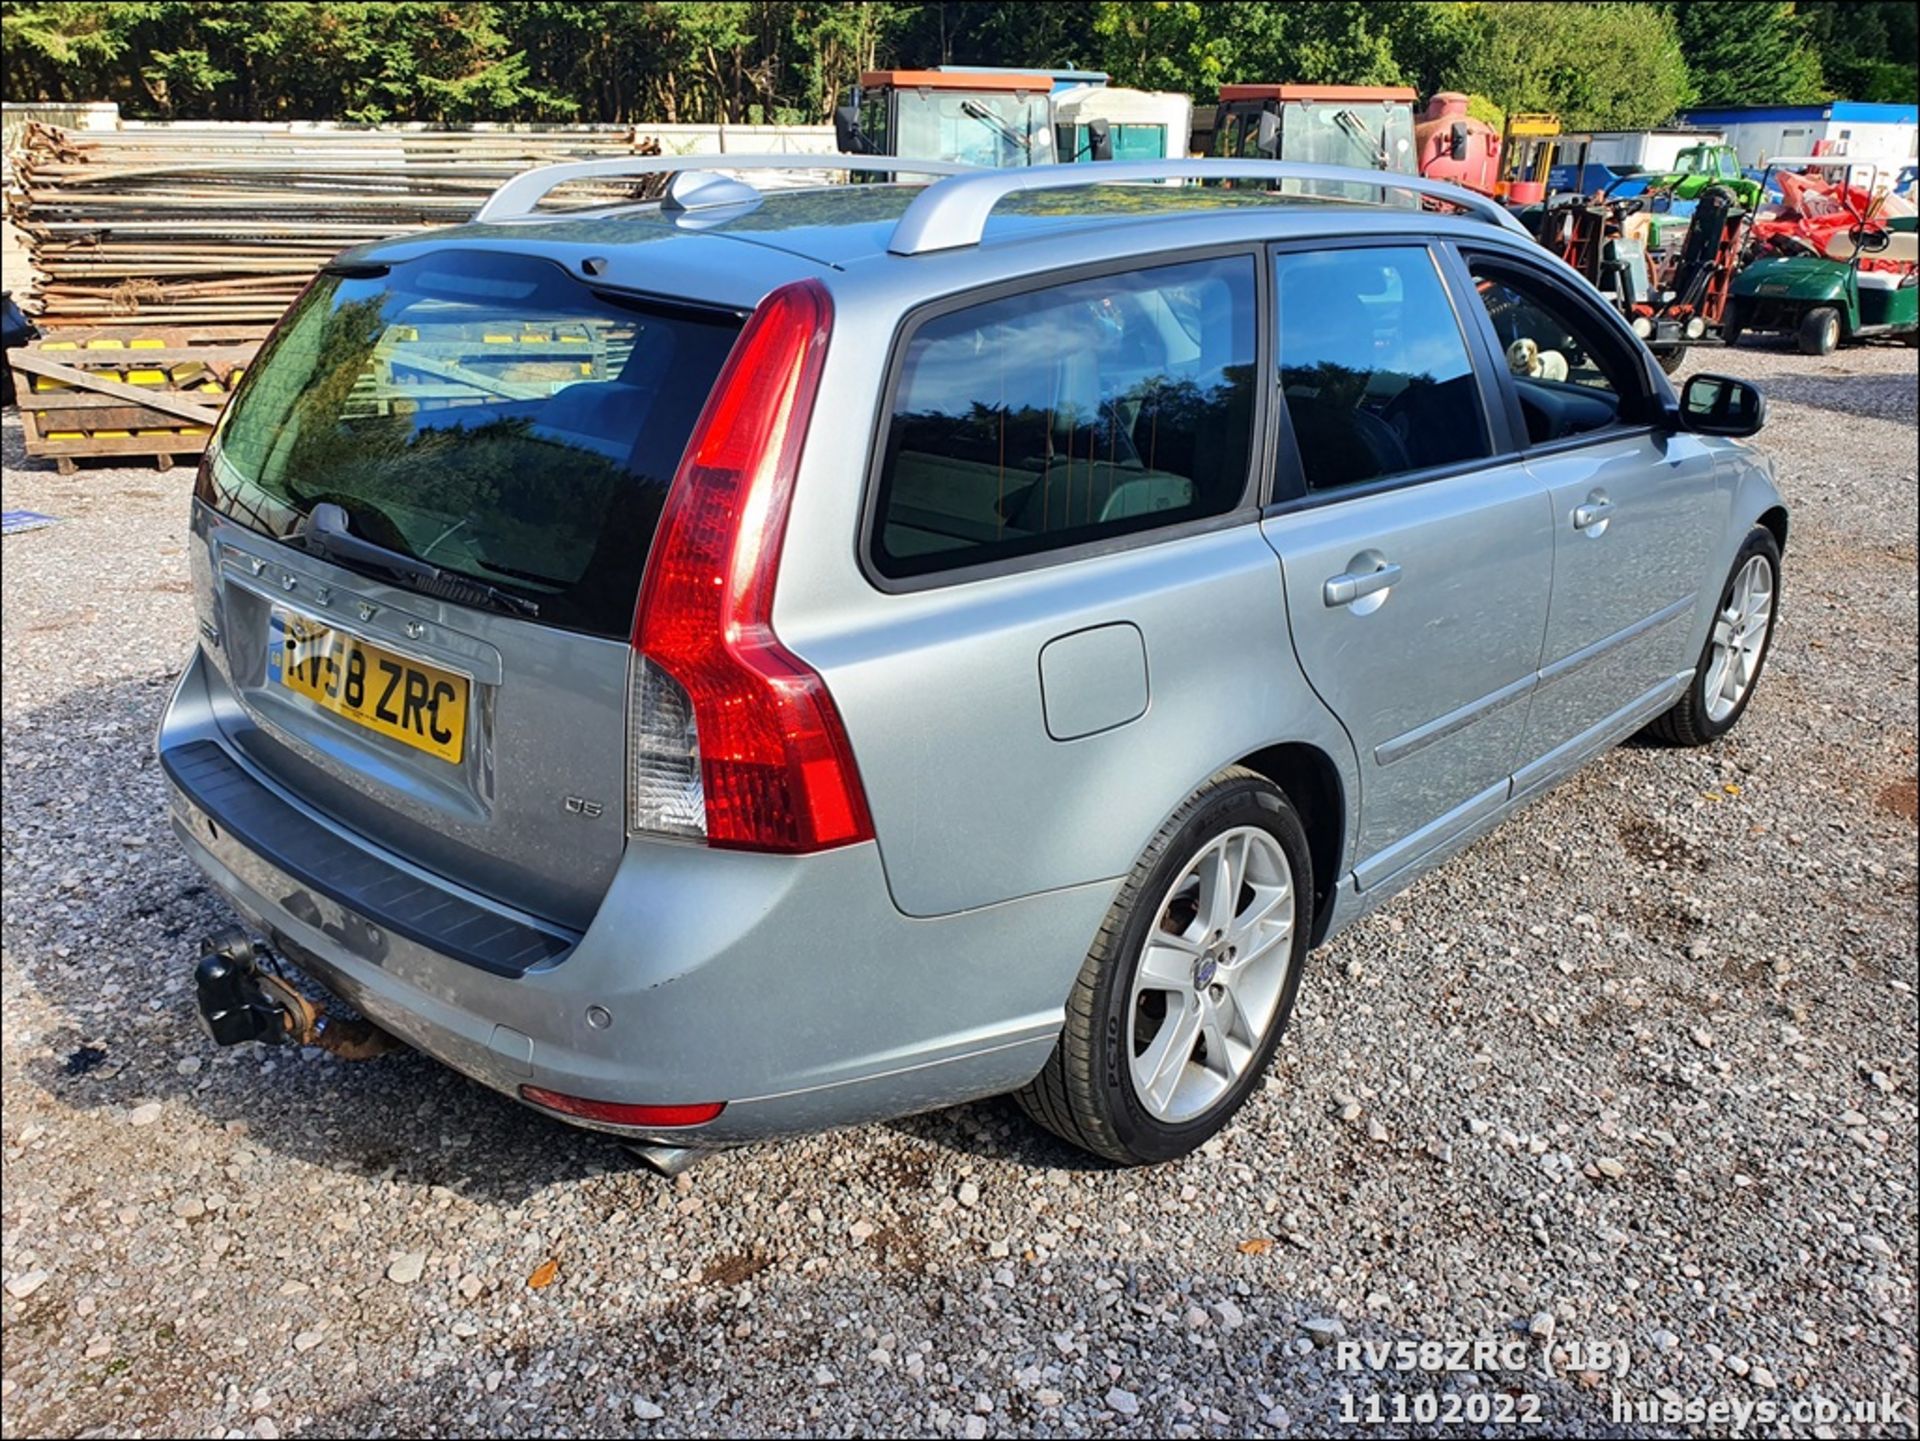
[193,929,397,1060]
[195,929,308,1046]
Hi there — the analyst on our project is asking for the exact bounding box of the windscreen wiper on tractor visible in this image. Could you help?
[1334,108,1392,170]
[959,99,1032,158]
[295,502,540,618]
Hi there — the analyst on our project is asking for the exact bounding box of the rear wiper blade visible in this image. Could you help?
[295,502,540,618]
[298,501,435,581]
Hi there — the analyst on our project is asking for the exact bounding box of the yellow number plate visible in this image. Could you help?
[273,610,469,765]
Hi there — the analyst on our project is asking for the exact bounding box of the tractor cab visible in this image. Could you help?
[1211,84,1417,191]
[836,70,1062,169]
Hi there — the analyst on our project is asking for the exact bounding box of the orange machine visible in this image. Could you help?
[1414,93,1501,196]
[856,69,1054,94]
[1211,85,1419,172]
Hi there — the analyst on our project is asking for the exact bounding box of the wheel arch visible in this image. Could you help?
[1231,741,1347,946]
[1757,504,1789,555]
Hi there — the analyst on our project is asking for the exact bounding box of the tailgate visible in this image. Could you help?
[190,248,741,928]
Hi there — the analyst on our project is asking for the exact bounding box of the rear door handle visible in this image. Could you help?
[1323,562,1402,607]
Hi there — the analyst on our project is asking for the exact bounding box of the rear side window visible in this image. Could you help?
[872,256,1257,579]
[1274,245,1490,493]
[200,251,740,637]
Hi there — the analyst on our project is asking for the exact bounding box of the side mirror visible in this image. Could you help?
[834,105,866,155]
[1450,121,1469,162]
[1677,373,1766,437]
[1087,117,1113,163]
[1256,111,1280,156]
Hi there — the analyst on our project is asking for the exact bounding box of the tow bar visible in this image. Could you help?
[193,929,398,1060]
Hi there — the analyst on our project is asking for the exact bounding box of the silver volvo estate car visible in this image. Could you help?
[160,158,1786,1168]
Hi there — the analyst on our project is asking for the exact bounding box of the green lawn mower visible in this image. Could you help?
[1727,159,1919,356]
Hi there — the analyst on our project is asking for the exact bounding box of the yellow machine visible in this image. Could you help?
[1497,112,1561,203]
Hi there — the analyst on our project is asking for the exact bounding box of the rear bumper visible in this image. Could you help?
[160,646,1115,1145]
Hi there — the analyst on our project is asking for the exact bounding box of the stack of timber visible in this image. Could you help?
[7,123,659,329]
[4,123,657,467]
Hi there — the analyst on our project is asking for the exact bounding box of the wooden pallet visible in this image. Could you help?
[9,325,262,472]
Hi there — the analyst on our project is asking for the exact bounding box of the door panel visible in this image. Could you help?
[1453,249,1729,771]
[1265,241,1552,889]
[1522,432,1721,761]
[1263,465,1553,886]
[803,250,1365,918]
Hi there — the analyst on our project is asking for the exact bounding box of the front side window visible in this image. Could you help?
[873,256,1258,579]
[1274,245,1490,493]
[1467,259,1640,444]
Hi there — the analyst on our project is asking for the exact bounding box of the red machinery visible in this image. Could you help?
[1532,183,1753,369]
[1415,93,1501,195]
[1751,168,1916,273]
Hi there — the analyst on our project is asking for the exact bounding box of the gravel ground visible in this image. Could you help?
[3,340,1915,1439]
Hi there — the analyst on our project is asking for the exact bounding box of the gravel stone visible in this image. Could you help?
[4,1272,49,1300]
[1303,1317,1346,1347]
[2,348,1916,1435]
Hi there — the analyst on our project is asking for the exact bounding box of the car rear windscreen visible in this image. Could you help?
[198,251,742,638]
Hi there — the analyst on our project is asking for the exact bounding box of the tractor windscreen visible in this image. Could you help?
[895,90,1056,167]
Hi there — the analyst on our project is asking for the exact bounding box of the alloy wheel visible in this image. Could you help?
[1127,826,1296,1124]
[1705,553,1775,723]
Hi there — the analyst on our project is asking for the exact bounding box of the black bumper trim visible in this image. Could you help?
[162,738,576,978]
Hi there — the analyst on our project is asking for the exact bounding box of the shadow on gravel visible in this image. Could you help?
[885,1095,1116,1174]
[5,673,1097,1202]
[4,672,656,1203]
[1742,361,1919,423]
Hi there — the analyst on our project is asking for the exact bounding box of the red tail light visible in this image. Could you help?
[631,279,874,853]
[520,1086,724,1129]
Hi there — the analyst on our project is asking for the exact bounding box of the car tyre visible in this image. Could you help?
[1016,767,1313,1165]
[1796,305,1841,356]
[1643,526,1781,748]
[1652,345,1687,376]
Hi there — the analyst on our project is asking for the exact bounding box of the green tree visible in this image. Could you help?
[1668,1,1824,105]
[3,0,1909,128]
[1092,1,1412,100]
[1799,0,1918,102]
[1450,1,1695,129]
[3,1,571,120]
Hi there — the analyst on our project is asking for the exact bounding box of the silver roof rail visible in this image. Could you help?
[474,154,978,223]
[887,159,1532,256]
